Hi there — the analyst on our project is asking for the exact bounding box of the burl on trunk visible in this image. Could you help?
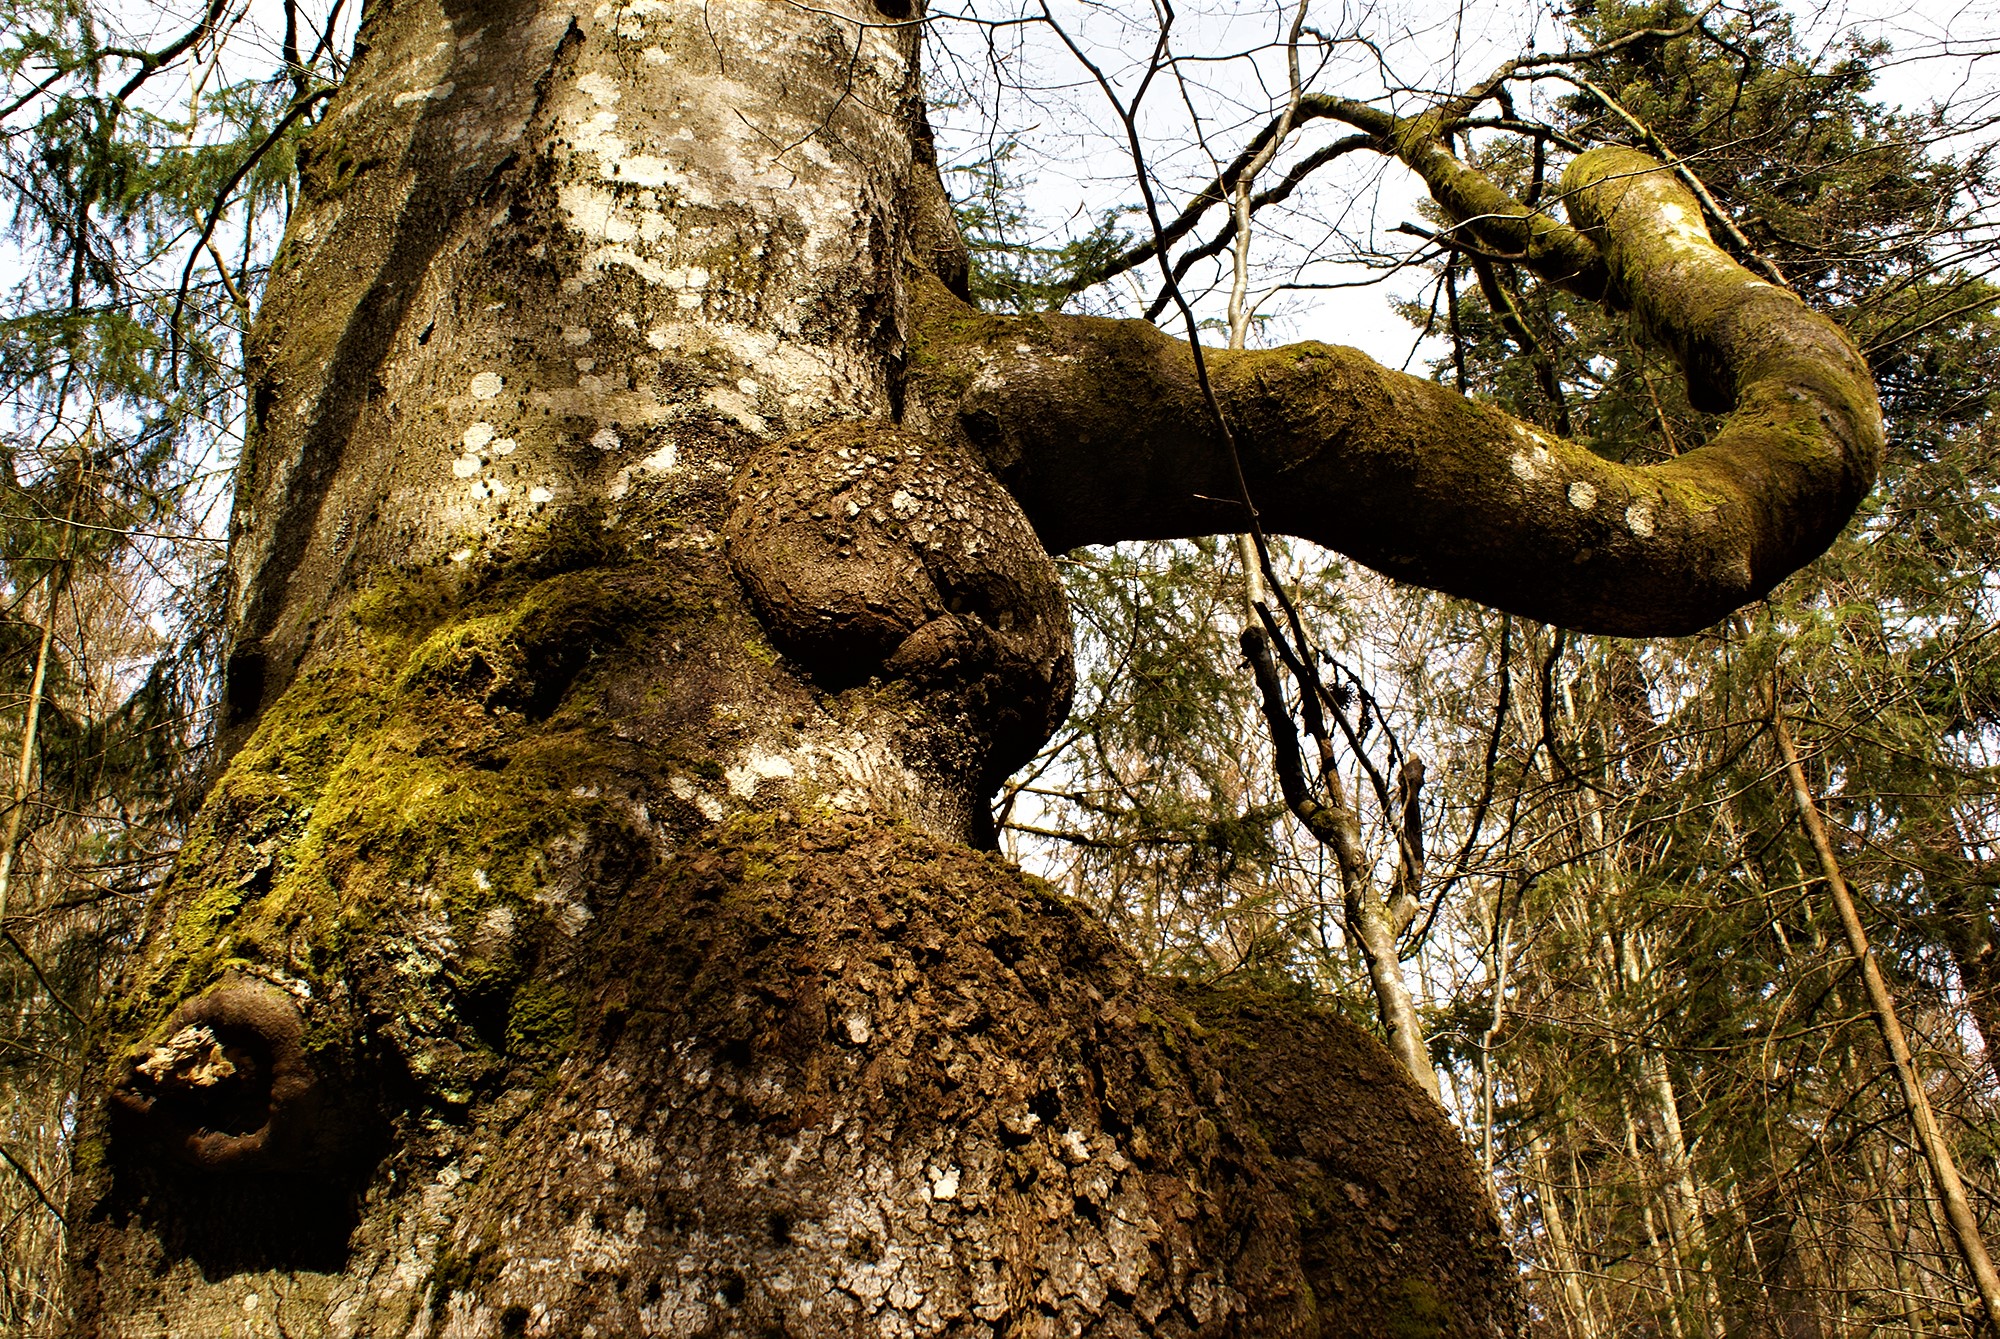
[62,0,1879,1333]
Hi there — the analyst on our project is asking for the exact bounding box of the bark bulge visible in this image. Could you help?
[727,424,1075,792]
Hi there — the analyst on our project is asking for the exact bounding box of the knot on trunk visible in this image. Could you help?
[110,979,320,1172]
[725,424,1073,783]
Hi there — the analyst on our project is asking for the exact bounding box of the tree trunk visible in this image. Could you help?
[1526,1135,1601,1339]
[1742,1183,1831,1339]
[61,0,1524,1333]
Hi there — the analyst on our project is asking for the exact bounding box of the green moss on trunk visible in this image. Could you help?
[111,532,688,1087]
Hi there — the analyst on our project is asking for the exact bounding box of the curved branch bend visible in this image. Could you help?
[908,149,1881,637]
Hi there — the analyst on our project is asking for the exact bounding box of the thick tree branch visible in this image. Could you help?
[909,150,1881,637]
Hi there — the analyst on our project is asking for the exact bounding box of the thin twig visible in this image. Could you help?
[168,87,332,378]
[0,1143,64,1226]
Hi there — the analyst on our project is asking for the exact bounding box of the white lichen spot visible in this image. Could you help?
[544,897,591,937]
[1626,502,1657,537]
[843,1013,872,1045]
[889,489,919,519]
[668,774,725,822]
[450,548,473,564]
[1510,451,1538,481]
[642,44,668,63]
[471,478,510,500]
[928,1166,961,1201]
[703,385,761,430]
[1001,1109,1041,1138]
[1568,481,1598,511]
[562,325,593,346]
[452,454,484,478]
[491,437,517,456]
[615,311,638,329]
[393,82,453,107]
[528,486,554,504]
[463,421,495,450]
[1655,200,1712,250]
[242,1294,260,1314]
[726,750,795,798]
[646,328,670,351]
[638,441,678,474]
[608,155,675,188]
[737,377,760,395]
[590,427,622,452]
[575,71,622,105]
[469,371,504,400]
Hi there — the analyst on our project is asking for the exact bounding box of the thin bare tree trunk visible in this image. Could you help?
[0,476,72,939]
[1622,1086,1691,1339]
[1482,917,1509,1183]
[1772,688,2000,1337]
[1639,1043,1725,1337]
[1867,1136,1929,1338]
[1532,1134,1603,1339]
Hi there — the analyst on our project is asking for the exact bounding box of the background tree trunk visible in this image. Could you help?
[61,0,1523,1333]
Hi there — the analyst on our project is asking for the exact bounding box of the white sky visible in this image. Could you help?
[925,0,2000,368]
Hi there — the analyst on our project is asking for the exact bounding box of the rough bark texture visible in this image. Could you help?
[79,798,1522,1335]
[64,0,1534,1332]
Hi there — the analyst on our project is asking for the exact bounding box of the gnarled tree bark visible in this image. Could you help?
[63,0,1878,1333]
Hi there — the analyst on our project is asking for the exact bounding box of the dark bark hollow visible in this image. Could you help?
[107,979,319,1173]
[64,0,1527,1330]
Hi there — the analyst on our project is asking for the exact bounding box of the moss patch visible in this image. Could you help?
[112,536,684,1087]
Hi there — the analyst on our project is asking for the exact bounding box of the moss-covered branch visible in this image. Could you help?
[908,149,1881,637]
